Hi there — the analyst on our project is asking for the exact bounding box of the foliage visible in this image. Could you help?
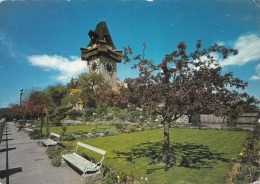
[233,123,260,183]
[45,84,68,107]
[95,101,109,116]
[66,109,83,120]
[27,90,52,117]
[123,42,258,164]
[51,155,62,167]
[78,73,110,108]
[51,105,72,125]
[234,164,259,184]
[219,93,258,127]
[0,107,14,121]
[63,134,76,141]
[61,126,67,137]
[102,169,121,184]
[115,123,126,133]
[46,146,63,167]
[83,108,95,121]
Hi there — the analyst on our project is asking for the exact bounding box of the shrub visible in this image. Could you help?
[29,129,41,139]
[46,146,63,167]
[64,134,75,141]
[106,130,119,136]
[46,146,62,159]
[51,105,72,125]
[51,155,62,167]
[102,169,120,184]
[233,123,260,183]
[233,164,259,184]
[130,127,137,132]
[67,109,83,120]
[61,126,67,137]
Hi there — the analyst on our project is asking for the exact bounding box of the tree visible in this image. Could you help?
[46,84,68,107]
[0,108,13,121]
[123,42,258,166]
[28,90,51,137]
[77,73,110,108]
[216,92,258,126]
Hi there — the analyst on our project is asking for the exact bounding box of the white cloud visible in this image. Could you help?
[27,54,87,83]
[219,34,260,67]
[257,64,260,72]
[0,31,16,58]
[250,76,260,80]
[250,64,260,80]
[253,0,260,8]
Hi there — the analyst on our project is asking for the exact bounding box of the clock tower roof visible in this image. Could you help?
[81,21,122,63]
[87,21,116,49]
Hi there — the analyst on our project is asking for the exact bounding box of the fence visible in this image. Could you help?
[200,111,260,125]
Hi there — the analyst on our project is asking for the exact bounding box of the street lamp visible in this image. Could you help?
[20,88,23,106]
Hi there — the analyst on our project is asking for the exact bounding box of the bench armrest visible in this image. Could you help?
[95,155,105,166]
[61,145,78,156]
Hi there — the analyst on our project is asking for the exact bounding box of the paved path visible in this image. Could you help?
[0,122,82,184]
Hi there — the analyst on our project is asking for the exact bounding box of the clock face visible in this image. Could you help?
[104,61,114,75]
[89,59,99,73]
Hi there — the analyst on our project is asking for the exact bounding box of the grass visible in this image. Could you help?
[62,128,248,184]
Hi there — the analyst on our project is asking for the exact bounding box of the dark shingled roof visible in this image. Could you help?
[87,21,116,49]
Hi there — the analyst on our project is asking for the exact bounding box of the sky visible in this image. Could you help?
[0,0,260,108]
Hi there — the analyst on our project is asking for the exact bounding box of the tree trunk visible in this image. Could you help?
[40,113,43,138]
[163,120,170,165]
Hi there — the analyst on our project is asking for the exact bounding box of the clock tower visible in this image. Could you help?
[80,21,122,91]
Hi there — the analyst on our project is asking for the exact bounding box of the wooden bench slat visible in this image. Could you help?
[50,132,60,138]
[77,142,106,155]
[41,138,58,146]
[62,153,98,172]
[40,132,60,147]
[63,154,87,171]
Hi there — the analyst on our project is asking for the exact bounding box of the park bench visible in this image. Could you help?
[62,142,106,177]
[25,128,34,132]
[23,123,36,133]
[40,132,60,147]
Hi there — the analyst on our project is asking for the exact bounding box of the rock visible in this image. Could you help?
[81,172,103,183]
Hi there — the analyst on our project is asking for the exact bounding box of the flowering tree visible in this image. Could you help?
[123,42,258,165]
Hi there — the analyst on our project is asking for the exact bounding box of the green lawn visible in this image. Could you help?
[62,128,248,184]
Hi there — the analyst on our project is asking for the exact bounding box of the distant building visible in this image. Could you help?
[174,115,189,124]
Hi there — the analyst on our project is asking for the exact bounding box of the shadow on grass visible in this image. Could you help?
[113,141,230,173]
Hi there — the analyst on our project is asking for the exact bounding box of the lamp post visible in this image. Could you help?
[19,88,23,106]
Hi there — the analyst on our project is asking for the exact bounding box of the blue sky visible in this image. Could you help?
[0,0,260,108]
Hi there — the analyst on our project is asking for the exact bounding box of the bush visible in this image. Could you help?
[51,105,72,125]
[51,155,62,167]
[46,146,63,167]
[233,164,259,184]
[233,123,260,183]
[64,134,75,141]
[66,109,83,120]
[106,130,119,136]
[102,169,120,184]
[46,146,63,159]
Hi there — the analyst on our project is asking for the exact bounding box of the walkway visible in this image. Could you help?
[0,122,82,184]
